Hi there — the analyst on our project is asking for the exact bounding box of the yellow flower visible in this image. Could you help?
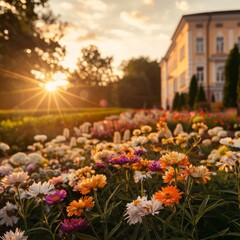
[160,151,190,169]
[66,196,94,217]
[76,174,107,195]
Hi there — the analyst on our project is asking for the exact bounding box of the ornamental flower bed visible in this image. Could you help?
[0,110,240,239]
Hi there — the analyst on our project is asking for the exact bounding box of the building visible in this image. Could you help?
[160,10,240,110]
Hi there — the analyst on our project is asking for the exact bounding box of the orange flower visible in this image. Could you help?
[76,174,107,195]
[185,165,211,184]
[154,185,183,207]
[163,167,185,184]
[66,196,94,217]
[160,151,190,169]
[132,159,149,171]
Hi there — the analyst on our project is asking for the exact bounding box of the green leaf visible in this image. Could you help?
[75,233,98,240]
[201,228,229,240]
[107,219,123,239]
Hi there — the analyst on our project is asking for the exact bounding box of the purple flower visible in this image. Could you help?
[134,148,147,156]
[45,189,67,205]
[94,162,107,170]
[108,154,130,165]
[130,155,141,163]
[148,161,162,171]
[60,218,89,233]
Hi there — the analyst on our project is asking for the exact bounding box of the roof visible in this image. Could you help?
[160,9,240,63]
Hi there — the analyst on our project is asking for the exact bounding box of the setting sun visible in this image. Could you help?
[45,82,58,92]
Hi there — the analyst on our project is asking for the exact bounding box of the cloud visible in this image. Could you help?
[77,0,107,12]
[110,29,133,38]
[59,2,73,10]
[175,1,189,11]
[157,33,170,40]
[142,0,155,6]
[76,31,98,42]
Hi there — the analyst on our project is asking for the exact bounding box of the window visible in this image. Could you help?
[216,37,224,53]
[196,24,203,28]
[196,37,204,53]
[180,72,185,87]
[216,66,224,82]
[196,67,204,82]
[180,45,185,61]
[215,23,223,28]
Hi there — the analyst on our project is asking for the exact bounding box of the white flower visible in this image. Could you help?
[1,228,27,240]
[34,134,47,142]
[27,182,55,198]
[208,127,223,136]
[211,136,220,142]
[133,171,152,183]
[202,139,211,147]
[113,131,121,144]
[0,202,19,227]
[55,135,66,143]
[28,153,43,164]
[10,152,29,165]
[2,172,29,187]
[123,129,131,142]
[216,151,240,172]
[141,125,152,134]
[124,196,163,225]
[0,166,12,176]
[220,137,240,148]
[174,123,184,136]
[217,130,228,138]
[147,132,159,143]
[63,128,70,138]
[0,142,10,152]
[70,137,77,147]
[234,131,240,138]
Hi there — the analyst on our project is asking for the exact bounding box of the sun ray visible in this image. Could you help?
[13,90,46,108]
[55,91,78,110]
[31,92,48,116]
[47,93,52,115]
[58,88,100,106]
[5,87,42,94]
[0,68,41,85]
[52,93,64,118]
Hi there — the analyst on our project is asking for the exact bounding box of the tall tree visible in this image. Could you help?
[120,57,160,107]
[223,44,240,107]
[71,45,118,86]
[0,0,66,92]
[196,85,206,102]
[188,75,198,109]
[172,92,179,111]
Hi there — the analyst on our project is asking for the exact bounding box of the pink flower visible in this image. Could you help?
[45,189,67,205]
[49,176,64,185]
[60,218,89,233]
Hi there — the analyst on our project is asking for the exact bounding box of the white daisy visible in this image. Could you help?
[1,228,27,240]
[27,181,55,198]
[0,202,19,227]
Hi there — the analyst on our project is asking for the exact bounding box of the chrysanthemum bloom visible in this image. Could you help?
[133,171,152,183]
[160,151,190,169]
[124,196,163,225]
[154,185,183,207]
[1,228,28,240]
[162,167,185,184]
[66,196,95,217]
[134,147,147,156]
[148,160,162,172]
[10,152,29,166]
[1,172,29,187]
[108,154,130,165]
[216,151,240,172]
[60,218,89,233]
[76,174,107,195]
[220,137,240,148]
[141,125,152,134]
[45,189,67,205]
[49,176,64,185]
[34,134,47,142]
[0,142,10,152]
[185,165,211,184]
[132,159,149,171]
[27,181,55,198]
[0,202,19,227]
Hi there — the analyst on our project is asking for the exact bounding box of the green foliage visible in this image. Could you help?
[172,92,180,111]
[0,108,125,153]
[223,44,240,107]
[118,57,160,108]
[70,45,119,86]
[196,85,206,103]
[188,75,198,109]
[117,72,152,108]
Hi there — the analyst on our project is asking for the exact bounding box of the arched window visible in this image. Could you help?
[216,66,224,82]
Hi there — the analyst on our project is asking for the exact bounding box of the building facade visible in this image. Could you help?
[160,10,240,109]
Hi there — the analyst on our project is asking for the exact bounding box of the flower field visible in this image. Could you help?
[0,109,240,239]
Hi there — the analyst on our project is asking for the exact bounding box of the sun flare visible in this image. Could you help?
[45,82,58,92]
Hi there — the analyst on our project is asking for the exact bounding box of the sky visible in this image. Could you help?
[49,0,240,71]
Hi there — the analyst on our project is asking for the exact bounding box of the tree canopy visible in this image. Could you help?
[0,0,66,91]
[223,44,240,107]
[118,57,160,108]
[70,45,118,87]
